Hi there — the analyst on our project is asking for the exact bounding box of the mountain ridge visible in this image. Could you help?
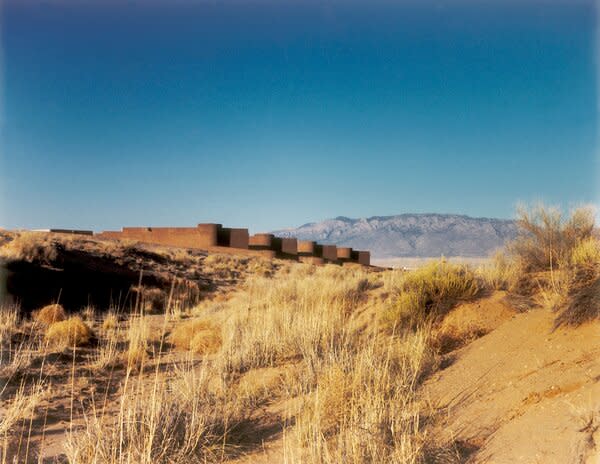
[273,213,519,259]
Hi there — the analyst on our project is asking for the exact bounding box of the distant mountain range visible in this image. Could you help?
[273,214,520,259]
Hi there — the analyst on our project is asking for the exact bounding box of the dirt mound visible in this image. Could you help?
[437,291,516,339]
[424,301,600,463]
[0,231,276,312]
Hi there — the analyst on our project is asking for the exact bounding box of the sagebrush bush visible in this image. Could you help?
[34,304,66,326]
[510,204,595,272]
[45,316,93,347]
[383,260,481,329]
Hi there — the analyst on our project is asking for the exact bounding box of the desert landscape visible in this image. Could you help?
[1,1,597,462]
[0,205,598,463]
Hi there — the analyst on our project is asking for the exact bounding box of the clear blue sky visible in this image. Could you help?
[0,0,597,233]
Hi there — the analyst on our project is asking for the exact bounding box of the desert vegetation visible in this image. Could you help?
[0,205,598,463]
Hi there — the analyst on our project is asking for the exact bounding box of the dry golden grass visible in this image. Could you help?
[571,237,600,267]
[0,381,44,434]
[294,331,429,463]
[169,319,222,355]
[477,251,519,291]
[81,305,96,322]
[45,316,93,347]
[0,231,60,262]
[33,303,66,326]
[92,327,121,370]
[1,251,546,463]
[0,304,19,341]
[382,259,481,329]
[125,315,153,370]
[63,361,244,464]
[42,262,431,463]
[101,311,119,331]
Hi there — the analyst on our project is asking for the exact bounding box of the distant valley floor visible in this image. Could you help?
[373,256,492,269]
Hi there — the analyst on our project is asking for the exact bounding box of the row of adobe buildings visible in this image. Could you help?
[50,223,371,266]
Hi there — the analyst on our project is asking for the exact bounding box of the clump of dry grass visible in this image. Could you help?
[477,251,519,291]
[45,316,92,347]
[81,305,96,323]
[92,330,121,370]
[169,319,222,355]
[383,260,481,329]
[33,303,66,326]
[125,315,152,370]
[0,304,20,341]
[101,310,119,331]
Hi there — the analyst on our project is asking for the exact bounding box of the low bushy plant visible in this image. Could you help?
[169,319,222,355]
[45,316,93,347]
[384,260,481,329]
[34,304,66,326]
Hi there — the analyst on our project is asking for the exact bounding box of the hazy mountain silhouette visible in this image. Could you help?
[273,214,519,259]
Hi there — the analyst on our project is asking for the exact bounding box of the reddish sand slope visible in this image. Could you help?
[425,301,600,463]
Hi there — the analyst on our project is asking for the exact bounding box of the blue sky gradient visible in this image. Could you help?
[0,0,597,232]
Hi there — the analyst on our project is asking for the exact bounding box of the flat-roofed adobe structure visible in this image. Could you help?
[92,222,371,266]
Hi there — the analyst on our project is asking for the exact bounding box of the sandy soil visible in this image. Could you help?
[425,303,600,463]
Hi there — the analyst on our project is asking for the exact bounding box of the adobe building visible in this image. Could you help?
[352,250,371,266]
[316,244,338,263]
[94,222,370,266]
[337,247,353,262]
